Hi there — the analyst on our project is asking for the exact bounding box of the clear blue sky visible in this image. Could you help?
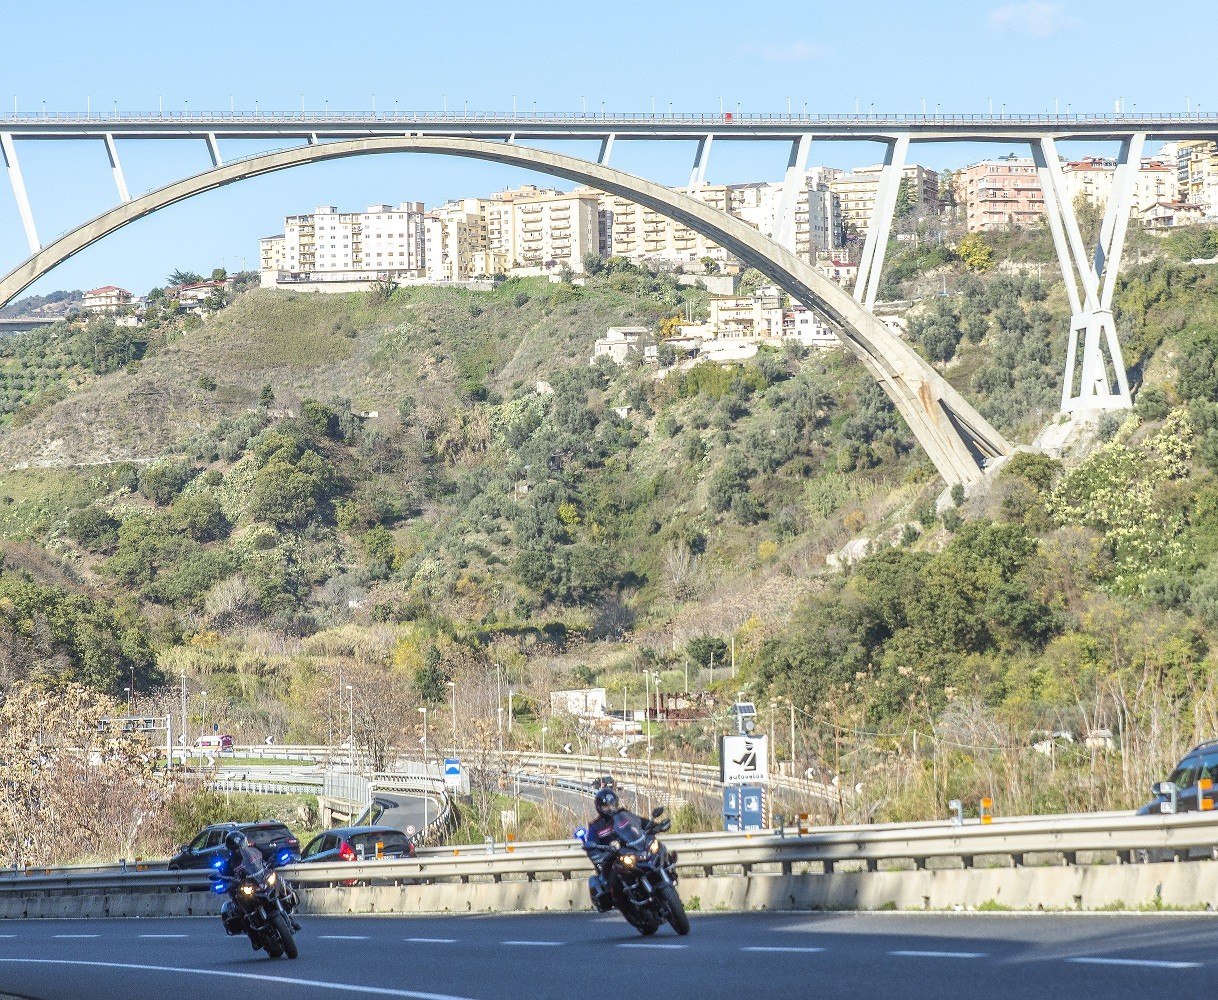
[2,0,1215,297]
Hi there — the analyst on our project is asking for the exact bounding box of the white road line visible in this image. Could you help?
[139,934,188,939]
[319,935,370,940]
[406,938,457,944]
[501,940,563,947]
[618,943,687,950]
[53,934,98,939]
[0,958,473,999]
[742,946,826,954]
[889,950,986,959]
[1068,957,1202,970]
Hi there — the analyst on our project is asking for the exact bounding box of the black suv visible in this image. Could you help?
[167,820,301,870]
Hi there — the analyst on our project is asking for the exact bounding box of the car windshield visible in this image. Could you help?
[246,826,291,849]
[1169,757,1202,789]
[351,832,408,855]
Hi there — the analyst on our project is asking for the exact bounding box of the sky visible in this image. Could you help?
[2,0,1217,298]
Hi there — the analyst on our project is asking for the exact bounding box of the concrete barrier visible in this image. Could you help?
[3,863,1214,920]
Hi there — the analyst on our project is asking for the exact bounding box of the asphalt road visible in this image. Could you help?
[1,911,1215,1000]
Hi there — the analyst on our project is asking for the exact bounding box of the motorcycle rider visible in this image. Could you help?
[582,785,636,911]
[217,829,300,938]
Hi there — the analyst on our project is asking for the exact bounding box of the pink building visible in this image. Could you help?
[956,158,1045,231]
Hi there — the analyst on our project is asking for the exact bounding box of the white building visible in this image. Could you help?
[1060,157,1178,215]
[263,202,426,286]
[82,285,133,314]
[592,326,651,365]
[424,198,483,282]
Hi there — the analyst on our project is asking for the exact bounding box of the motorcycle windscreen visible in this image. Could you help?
[612,813,649,850]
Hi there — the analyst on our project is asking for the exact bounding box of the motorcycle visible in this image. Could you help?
[211,854,301,959]
[579,806,690,937]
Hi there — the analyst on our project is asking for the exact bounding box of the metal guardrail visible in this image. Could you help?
[6,811,1218,894]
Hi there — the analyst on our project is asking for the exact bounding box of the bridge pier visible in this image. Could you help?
[0,133,40,253]
[854,134,909,311]
[1033,134,1144,415]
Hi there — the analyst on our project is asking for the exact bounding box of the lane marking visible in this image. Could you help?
[501,940,562,947]
[139,934,188,939]
[618,943,687,950]
[0,959,474,999]
[53,934,98,939]
[889,950,985,959]
[1068,957,1202,970]
[406,938,457,944]
[319,935,370,940]
[742,946,826,954]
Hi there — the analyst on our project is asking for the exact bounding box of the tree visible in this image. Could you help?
[700,256,720,275]
[956,233,994,273]
[259,384,275,408]
[167,269,203,287]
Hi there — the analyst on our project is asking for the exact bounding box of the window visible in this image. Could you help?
[1170,756,1202,789]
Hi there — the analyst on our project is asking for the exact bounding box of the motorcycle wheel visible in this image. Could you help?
[659,884,690,936]
[622,905,660,936]
[271,912,299,959]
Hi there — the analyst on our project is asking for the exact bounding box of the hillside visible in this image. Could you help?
[1,242,1218,837]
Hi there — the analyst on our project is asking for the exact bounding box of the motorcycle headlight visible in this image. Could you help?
[240,882,256,896]
[621,854,636,867]
[649,840,660,855]
[266,872,277,885]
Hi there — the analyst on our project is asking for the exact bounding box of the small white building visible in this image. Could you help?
[783,303,839,349]
[550,688,608,718]
[592,326,651,365]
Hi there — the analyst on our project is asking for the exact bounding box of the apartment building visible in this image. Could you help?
[508,186,600,273]
[830,164,939,237]
[1059,157,1178,214]
[956,158,1045,231]
[1177,141,1218,216]
[262,202,426,284]
[600,187,729,266]
[424,198,483,282]
[82,285,133,314]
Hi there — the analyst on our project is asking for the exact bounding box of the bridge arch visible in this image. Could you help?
[0,136,1008,484]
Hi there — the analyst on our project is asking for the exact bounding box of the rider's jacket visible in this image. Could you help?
[584,809,641,871]
[221,843,267,880]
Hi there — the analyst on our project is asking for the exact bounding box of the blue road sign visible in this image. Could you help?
[740,785,764,830]
[444,758,461,776]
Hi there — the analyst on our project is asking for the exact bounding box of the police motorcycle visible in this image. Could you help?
[579,805,690,936]
[211,843,301,959]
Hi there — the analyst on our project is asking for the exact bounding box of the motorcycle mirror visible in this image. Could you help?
[652,806,665,818]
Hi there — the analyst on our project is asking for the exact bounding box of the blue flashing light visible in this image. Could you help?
[210,881,228,895]
[276,849,294,866]
[574,828,587,842]
[210,856,227,871]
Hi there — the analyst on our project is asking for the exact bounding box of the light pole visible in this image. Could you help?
[541,725,548,758]
[346,684,354,780]
[495,663,503,752]
[418,706,429,758]
[508,689,515,735]
[179,672,186,748]
[201,690,207,739]
[124,687,131,716]
[446,680,456,747]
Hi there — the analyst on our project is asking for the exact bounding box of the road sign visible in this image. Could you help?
[443,758,468,793]
[617,744,629,758]
[212,723,219,733]
[562,743,573,754]
[720,734,768,783]
[265,736,275,745]
[723,785,764,831]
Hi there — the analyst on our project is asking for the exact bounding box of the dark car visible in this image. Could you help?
[1138,740,1218,817]
[299,826,416,864]
[167,820,301,870]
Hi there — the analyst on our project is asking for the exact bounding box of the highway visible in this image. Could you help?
[1,912,1215,999]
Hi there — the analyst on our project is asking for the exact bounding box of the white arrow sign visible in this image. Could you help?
[264,736,275,745]
[562,743,573,754]
[618,745,629,758]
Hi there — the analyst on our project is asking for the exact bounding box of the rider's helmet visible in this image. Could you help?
[594,787,620,818]
[224,829,248,853]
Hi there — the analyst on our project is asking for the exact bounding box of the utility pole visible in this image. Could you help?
[179,672,186,753]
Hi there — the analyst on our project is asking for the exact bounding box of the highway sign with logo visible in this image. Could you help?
[723,785,765,831]
[443,757,467,792]
[720,734,768,783]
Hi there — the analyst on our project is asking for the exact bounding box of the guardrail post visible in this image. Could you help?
[949,799,963,825]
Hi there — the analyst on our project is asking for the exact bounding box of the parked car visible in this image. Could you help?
[168,821,301,870]
[299,826,416,864]
[1137,740,1218,816]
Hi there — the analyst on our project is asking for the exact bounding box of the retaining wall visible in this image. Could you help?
[3,863,1216,920]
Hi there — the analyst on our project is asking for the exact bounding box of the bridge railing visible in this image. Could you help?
[4,810,1217,893]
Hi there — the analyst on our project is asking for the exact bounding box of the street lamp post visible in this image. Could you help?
[495,663,503,753]
[346,684,354,781]
[508,689,515,736]
[201,690,207,740]
[446,680,456,748]
[541,725,548,759]
[418,707,429,759]
[124,687,131,717]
